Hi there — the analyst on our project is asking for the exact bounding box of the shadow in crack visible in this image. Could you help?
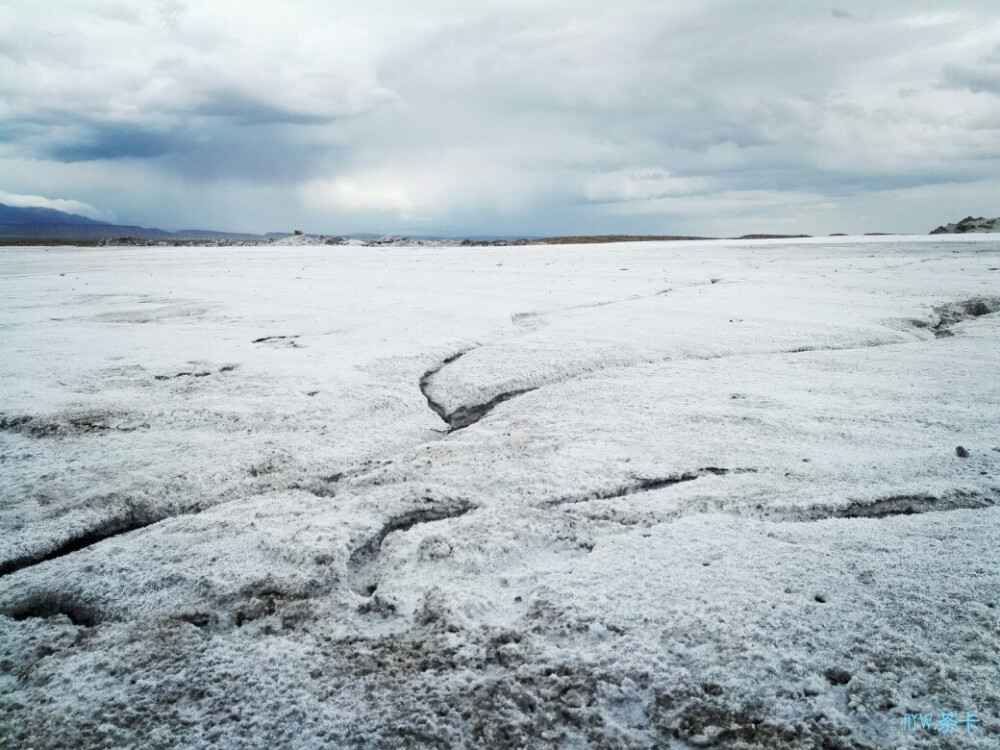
[346,500,475,597]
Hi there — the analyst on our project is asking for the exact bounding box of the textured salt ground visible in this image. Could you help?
[1,236,999,748]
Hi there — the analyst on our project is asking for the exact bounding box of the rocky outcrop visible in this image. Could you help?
[930,215,1000,234]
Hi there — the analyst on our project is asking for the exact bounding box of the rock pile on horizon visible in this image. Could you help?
[930,215,1000,234]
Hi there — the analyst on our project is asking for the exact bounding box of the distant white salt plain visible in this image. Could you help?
[0,235,998,749]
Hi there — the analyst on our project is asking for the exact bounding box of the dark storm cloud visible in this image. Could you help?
[46,124,178,162]
[193,92,337,126]
[161,125,342,183]
[8,115,338,183]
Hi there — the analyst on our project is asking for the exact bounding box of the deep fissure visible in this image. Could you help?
[546,468,757,507]
[419,350,541,432]
[0,516,163,579]
[346,501,475,597]
[415,294,996,434]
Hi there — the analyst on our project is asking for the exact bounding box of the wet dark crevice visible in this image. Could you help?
[447,387,539,431]
[6,597,102,627]
[1,465,364,581]
[723,491,997,524]
[252,334,300,344]
[419,350,540,432]
[928,296,1000,337]
[419,295,1000,433]
[154,370,212,380]
[833,492,995,520]
[419,350,469,425]
[569,489,996,529]
[0,515,161,579]
[546,468,757,507]
[0,519,163,624]
[153,364,237,381]
[346,501,475,597]
[0,412,144,438]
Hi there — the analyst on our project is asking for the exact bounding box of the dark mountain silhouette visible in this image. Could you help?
[0,203,263,241]
[0,203,109,227]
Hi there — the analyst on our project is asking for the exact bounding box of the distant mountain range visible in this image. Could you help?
[0,203,266,241]
[0,204,810,245]
[7,200,995,244]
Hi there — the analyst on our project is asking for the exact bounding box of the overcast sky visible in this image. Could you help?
[1,1,999,236]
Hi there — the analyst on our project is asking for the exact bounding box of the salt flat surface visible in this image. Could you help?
[1,237,998,748]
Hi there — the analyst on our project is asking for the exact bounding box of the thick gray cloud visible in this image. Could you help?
[944,45,1000,95]
[1,0,999,235]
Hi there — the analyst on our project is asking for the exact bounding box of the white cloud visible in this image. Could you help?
[302,176,413,216]
[302,153,552,225]
[582,169,712,203]
[0,190,111,221]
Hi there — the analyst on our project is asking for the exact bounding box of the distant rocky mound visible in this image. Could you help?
[930,215,1000,234]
